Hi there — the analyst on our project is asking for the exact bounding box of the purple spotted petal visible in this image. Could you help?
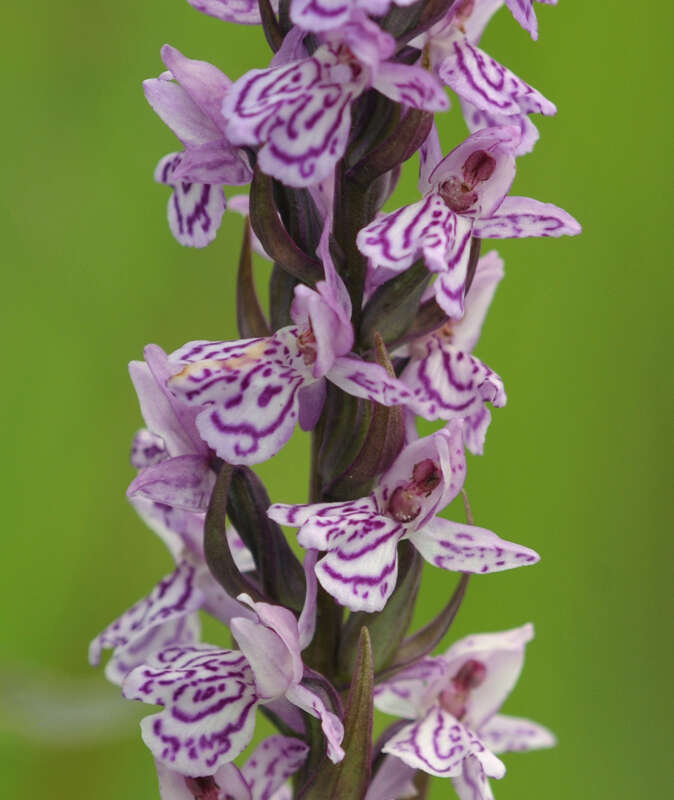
[231,596,303,698]
[130,496,205,561]
[123,645,259,775]
[364,754,418,800]
[290,0,389,32]
[127,455,214,512]
[155,154,227,247]
[408,518,540,578]
[156,760,245,800]
[401,344,506,424]
[186,0,278,24]
[105,615,202,689]
[284,683,345,763]
[131,429,168,469]
[267,496,377,529]
[356,195,456,273]
[382,706,479,777]
[442,624,534,730]
[505,0,545,39]
[240,735,309,800]
[372,62,449,111]
[461,98,540,156]
[463,406,492,456]
[438,41,555,118]
[328,356,413,408]
[452,753,495,800]
[171,141,252,185]
[299,510,405,612]
[230,616,299,700]
[473,196,582,239]
[374,656,449,718]
[479,714,556,754]
[89,561,205,673]
[167,330,312,465]
[452,250,505,354]
[432,215,473,317]
[223,46,366,187]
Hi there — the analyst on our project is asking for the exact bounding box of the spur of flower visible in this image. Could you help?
[269,423,539,613]
[375,623,555,798]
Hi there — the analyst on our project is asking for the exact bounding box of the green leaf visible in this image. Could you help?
[226,466,306,612]
[359,260,431,350]
[249,168,322,285]
[326,335,405,500]
[338,542,422,681]
[383,573,470,679]
[236,221,271,339]
[301,628,374,800]
[348,109,433,190]
[204,464,263,601]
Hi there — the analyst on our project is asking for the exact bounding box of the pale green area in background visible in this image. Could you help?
[1,1,672,797]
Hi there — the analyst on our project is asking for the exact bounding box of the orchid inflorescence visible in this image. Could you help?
[90,1,579,797]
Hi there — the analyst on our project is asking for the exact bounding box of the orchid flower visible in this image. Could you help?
[144,45,252,246]
[269,423,539,612]
[122,591,344,776]
[400,251,506,455]
[357,124,580,317]
[165,225,413,464]
[416,0,557,154]
[154,735,308,800]
[375,624,555,798]
[221,12,448,187]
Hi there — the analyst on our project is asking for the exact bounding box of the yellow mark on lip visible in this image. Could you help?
[169,341,269,384]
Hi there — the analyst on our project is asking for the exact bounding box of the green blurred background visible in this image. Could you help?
[2,1,672,796]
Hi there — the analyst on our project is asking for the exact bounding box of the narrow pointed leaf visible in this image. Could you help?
[346,90,400,170]
[464,237,483,295]
[338,542,422,680]
[204,463,264,601]
[359,260,430,349]
[301,628,374,800]
[317,382,372,497]
[227,466,305,612]
[269,262,297,330]
[348,109,434,190]
[385,573,470,678]
[249,167,322,285]
[236,222,271,338]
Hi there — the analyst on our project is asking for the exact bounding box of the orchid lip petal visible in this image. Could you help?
[123,645,259,776]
